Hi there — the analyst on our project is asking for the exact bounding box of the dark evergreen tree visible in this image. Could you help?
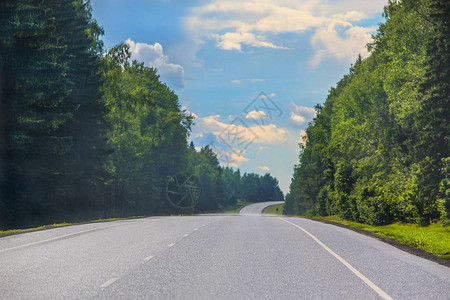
[414,0,450,224]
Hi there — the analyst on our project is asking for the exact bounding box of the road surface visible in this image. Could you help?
[0,210,449,299]
[239,201,284,215]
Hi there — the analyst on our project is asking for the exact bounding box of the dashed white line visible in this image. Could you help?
[183,234,189,237]
[144,255,154,261]
[100,277,118,288]
[194,228,198,231]
[280,218,393,300]
[168,243,176,247]
[202,224,206,227]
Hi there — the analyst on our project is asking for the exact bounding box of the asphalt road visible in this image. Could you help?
[1,211,449,299]
[239,201,284,215]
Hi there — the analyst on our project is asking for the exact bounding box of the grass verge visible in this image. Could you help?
[221,200,253,214]
[0,216,146,238]
[0,202,254,238]
[263,203,284,215]
[311,215,450,260]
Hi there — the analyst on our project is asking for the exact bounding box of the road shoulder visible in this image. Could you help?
[301,217,450,268]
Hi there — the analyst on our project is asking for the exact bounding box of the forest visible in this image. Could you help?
[284,0,449,226]
[0,0,283,230]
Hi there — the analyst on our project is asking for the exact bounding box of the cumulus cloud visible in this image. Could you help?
[245,110,267,119]
[258,166,270,171]
[214,32,288,51]
[290,112,306,127]
[191,113,298,167]
[187,0,385,65]
[194,114,290,145]
[289,102,317,127]
[332,11,368,21]
[230,151,250,167]
[126,39,185,88]
[310,21,376,66]
[208,143,250,167]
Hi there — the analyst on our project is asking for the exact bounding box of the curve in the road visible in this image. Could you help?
[239,201,284,215]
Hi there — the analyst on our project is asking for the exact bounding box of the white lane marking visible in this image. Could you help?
[202,224,206,227]
[0,224,123,253]
[183,234,189,237]
[168,243,176,247]
[194,228,199,231]
[100,277,118,288]
[144,256,154,261]
[280,218,394,300]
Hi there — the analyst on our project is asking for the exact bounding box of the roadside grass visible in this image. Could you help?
[0,201,254,237]
[263,203,284,215]
[221,200,253,214]
[311,215,450,259]
[0,216,146,238]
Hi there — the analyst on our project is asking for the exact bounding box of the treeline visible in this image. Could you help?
[285,0,449,226]
[0,0,283,229]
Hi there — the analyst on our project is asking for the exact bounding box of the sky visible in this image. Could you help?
[91,0,388,194]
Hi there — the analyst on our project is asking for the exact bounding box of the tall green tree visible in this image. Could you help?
[286,0,449,225]
[0,0,72,228]
[103,43,193,217]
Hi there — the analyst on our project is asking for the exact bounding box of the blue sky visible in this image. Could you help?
[91,0,388,193]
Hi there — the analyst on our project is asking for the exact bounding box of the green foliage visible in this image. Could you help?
[263,203,283,215]
[437,158,450,225]
[102,43,193,217]
[188,145,284,213]
[286,0,449,226]
[221,200,252,214]
[0,0,107,228]
[0,1,284,229]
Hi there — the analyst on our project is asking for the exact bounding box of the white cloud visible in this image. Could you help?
[214,32,289,51]
[230,151,250,167]
[290,112,306,127]
[187,0,386,65]
[209,144,249,167]
[310,21,376,66]
[245,110,267,119]
[258,165,270,171]
[194,114,290,145]
[332,11,368,21]
[289,102,317,127]
[230,80,243,85]
[126,39,185,88]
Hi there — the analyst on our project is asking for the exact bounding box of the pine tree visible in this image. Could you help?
[415,0,450,224]
[0,0,71,228]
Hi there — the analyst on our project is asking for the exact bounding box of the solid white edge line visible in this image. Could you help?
[144,255,154,261]
[0,224,123,253]
[280,218,394,300]
[100,277,118,288]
